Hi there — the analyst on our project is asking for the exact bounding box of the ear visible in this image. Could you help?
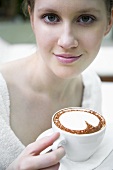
[28,6,35,32]
[104,8,113,36]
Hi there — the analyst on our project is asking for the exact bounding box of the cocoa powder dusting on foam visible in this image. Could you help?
[53,108,106,134]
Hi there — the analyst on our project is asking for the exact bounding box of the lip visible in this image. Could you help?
[54,54,82,64]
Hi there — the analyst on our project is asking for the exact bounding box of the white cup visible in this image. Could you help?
[51,107,106,162]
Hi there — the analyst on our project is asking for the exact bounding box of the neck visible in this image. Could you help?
[28,52,82,99]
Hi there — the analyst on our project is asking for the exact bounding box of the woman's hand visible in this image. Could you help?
[7,133,65,170]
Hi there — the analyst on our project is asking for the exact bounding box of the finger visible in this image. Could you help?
[24,147,65,169]
[33,147,65,169]
[24,132,60,155]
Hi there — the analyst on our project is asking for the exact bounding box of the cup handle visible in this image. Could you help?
[52,135,66,150]
[40,134,66,155]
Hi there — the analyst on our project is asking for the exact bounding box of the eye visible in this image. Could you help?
[42,13,60,24]
[77,15,96,24]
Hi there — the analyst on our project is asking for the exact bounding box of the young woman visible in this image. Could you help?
[0,0,113,169]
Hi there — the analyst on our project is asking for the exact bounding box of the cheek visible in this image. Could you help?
[81,28,105,52]
[34,24,57,50]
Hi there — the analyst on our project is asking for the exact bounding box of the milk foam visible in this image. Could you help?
[59,111,99,130]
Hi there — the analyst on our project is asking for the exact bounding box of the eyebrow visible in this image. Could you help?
[38,7,58,13]
[77,8,101,14]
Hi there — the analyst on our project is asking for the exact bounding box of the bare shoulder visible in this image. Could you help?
[0,56,31,84]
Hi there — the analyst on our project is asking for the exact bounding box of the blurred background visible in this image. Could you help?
[0,0,35,44]
[0,0,113,118]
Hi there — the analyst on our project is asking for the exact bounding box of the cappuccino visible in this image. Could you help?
[53,108,106,134]
[52,107,106,161]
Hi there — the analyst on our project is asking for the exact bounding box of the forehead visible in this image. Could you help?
[34,0,106,13]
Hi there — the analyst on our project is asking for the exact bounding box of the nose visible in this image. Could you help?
[58,24,78,49]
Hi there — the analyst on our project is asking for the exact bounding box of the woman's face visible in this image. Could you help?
[30,0,113,79]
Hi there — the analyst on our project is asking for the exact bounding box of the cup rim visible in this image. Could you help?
[52,107,106,136]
